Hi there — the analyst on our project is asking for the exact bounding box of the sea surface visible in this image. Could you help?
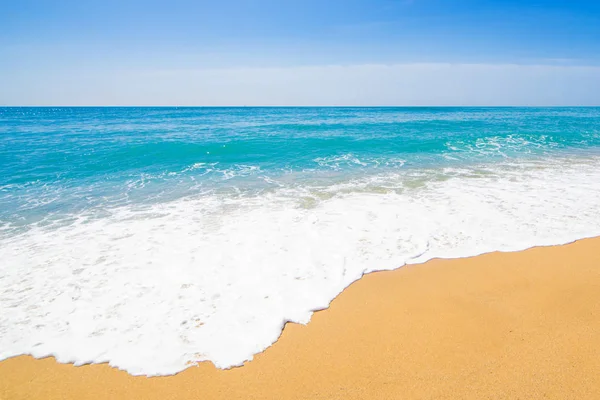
[2,107,600,376]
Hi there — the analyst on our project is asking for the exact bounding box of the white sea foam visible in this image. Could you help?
[1,157,600,375]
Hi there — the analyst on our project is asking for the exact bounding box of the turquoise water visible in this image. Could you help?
[2,107,600,375]
[2,107,600,231]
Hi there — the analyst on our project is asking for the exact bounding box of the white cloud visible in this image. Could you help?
[2,63,600,106]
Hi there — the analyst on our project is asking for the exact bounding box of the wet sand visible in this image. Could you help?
[2,238,600,399]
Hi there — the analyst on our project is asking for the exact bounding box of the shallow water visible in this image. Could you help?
[1,107,600,375]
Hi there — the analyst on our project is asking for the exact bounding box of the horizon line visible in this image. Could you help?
[3,105,600,108]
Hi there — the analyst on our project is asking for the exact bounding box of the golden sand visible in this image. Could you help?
[2,238,600,399]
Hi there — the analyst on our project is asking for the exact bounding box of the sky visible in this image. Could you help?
[2,0,600,105]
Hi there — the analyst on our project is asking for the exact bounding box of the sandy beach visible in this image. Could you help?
[2,237,599,400]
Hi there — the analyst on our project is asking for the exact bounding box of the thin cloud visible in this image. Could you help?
[2,63,600,106]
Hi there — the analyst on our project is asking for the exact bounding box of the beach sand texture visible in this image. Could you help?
[1,237,599,400]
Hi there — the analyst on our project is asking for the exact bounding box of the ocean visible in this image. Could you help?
[1,106,600,376]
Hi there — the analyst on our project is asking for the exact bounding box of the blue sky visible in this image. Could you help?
[2,0,600,105]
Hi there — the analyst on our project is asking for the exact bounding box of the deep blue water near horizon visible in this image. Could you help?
[3,106,600,375]
[2,106,600,233]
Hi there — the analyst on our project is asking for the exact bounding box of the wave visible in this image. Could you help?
[1,156,600,375]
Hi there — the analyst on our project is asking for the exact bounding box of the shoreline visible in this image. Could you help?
[2,237,600,399]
